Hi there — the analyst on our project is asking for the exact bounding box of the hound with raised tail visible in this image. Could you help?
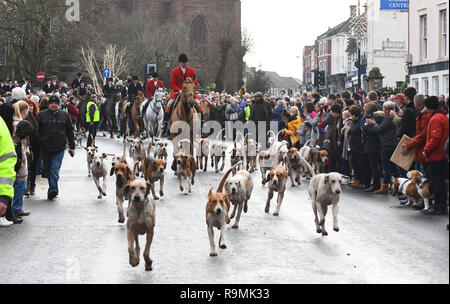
[172,152,197,195]
[258,151,275,185]
[124,179,155,271]
[154,140,168,161]
[110,163,134,223]
[91,152,108,199]
[210,129,227,173]
[142,142,167,200]
[128,137,146,176]
[206,162,241,256]
[84,142,97,177]
[225,166,253,229]
[194,138,210,172]
[245,139,258,173]
[111,138,135,176]
[286,148,304,187]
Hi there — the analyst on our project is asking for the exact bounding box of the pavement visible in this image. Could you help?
[0,135,448,284]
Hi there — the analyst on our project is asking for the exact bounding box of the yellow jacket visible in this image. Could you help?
[0,116,17,199]
[284,115,302,144]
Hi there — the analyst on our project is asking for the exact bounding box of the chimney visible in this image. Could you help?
[350,5,357,17]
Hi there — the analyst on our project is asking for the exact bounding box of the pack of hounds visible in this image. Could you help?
[81,130,430,271]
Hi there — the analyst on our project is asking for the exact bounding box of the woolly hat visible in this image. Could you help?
[30,95,40,104]
[49,95,60,104]
[12,87,26,101]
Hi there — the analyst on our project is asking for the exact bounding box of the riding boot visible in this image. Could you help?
[140,101,148,119]
[161,110,171,138]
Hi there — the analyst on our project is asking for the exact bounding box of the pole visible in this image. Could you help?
[357,0,361,92]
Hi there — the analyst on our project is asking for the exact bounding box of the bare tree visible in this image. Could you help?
[80,46,101,93]
[101,44,129,84]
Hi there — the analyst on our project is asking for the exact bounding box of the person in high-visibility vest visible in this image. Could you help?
[86,94,100,147]
[0,115,19,226]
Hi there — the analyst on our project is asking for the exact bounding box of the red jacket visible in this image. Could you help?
[145,80,165,99]
[169,66,198,99]
[405,108,433,163]
[423,113,449,163]
[68,103,79,121]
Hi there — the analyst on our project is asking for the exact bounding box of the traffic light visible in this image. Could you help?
[318,71,326,87]
[313,70,319,86]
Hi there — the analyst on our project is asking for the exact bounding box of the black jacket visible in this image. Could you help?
[103,83,115,98]
[128,82,143,101]
[36,109,75,152]
[43,83,53,94]
[397,102,417,140]
[249,99,273,122]
[349,116,363,152]
[71,78,83,89]
[373,116,398,147]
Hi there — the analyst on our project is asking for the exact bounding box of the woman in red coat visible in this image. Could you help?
[67,97,79,126]
[422,96,449,215]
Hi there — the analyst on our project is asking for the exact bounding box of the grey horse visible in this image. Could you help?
[141,88,165,140]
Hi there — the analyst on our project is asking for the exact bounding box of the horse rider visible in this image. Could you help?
[141,72,165,119]
[161,53,200,137]
[76,79,88,98]
[86,94,101,148]
[103,77,115,99]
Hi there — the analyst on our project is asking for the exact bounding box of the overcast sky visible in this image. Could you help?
[241,0,360,79]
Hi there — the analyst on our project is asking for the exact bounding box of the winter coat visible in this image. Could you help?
[397,102,417,140]
[284,115,302,144]
[211,104,227,125]
[322,113,341,154]
[423,113,449,163]
[373,112,398,147]
[361,114,382,154]
[68,103,79,122]
[349,116,363,152]
[297,113,320,146]
[127,82,144,101]
[272,106,284,128]
[225,103,241,121]
[36,109,75,152]
[405,108,433,163]
[249,99,273,122]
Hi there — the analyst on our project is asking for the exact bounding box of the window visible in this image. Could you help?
[420,15,428,60]
[444,75,449,94]
[432,76,439,96]
[412,78,419,90]
[423,78,429,96]
[190,15,207,45]
[440,10,448,58]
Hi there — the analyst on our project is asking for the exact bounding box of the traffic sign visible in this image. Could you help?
[103,68,111,78]
[37,72,45,82]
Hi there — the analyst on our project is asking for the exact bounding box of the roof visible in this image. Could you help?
[264,71,301,90]
[317,18,351,40]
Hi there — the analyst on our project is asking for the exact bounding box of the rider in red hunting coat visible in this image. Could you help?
[145,72,165,99]
[162,54,200,136]
[140,72,166,118]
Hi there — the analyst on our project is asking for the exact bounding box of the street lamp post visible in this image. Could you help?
[165,57,171,87]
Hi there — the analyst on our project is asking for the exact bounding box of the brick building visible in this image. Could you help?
[303,45,317,91]
[128,0,243,92]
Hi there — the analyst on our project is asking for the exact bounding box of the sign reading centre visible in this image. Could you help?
[380,0,408,10]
